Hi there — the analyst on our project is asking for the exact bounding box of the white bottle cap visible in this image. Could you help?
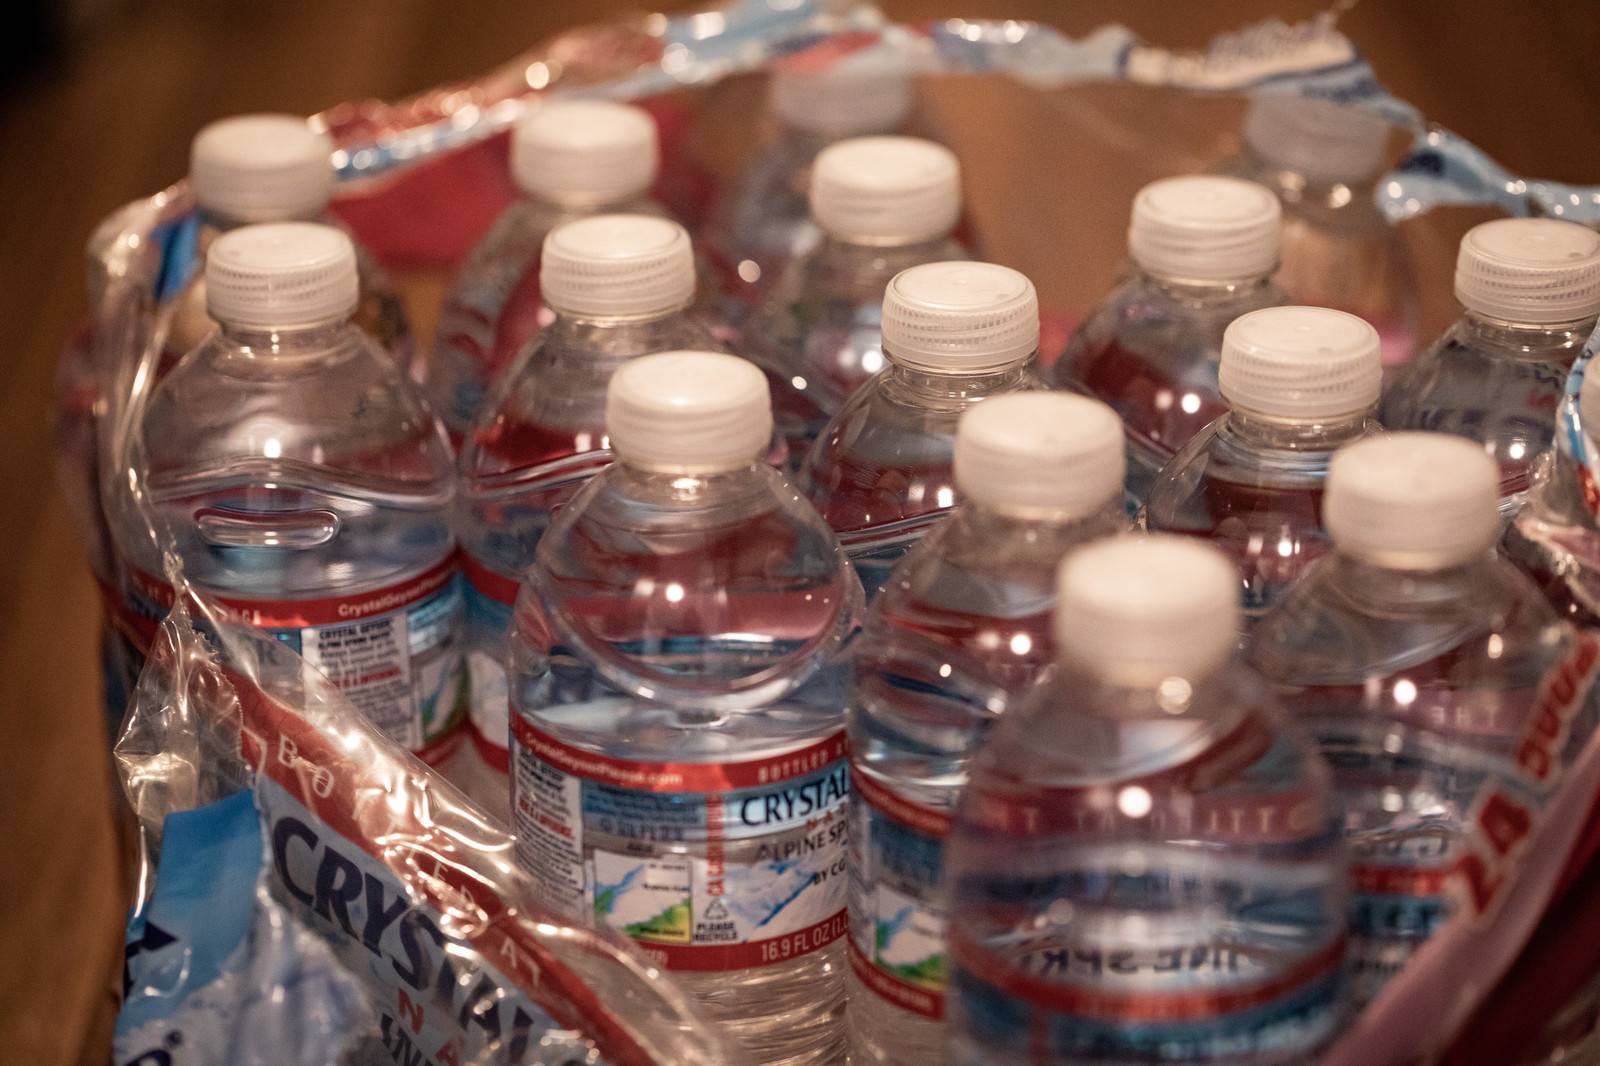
[1455,218,1600,326]
[189,114,336,222]
[1324,432,1500,569]
[606,351,773,473]
[881,261,1038,372]
[1242,94,1392,185]
[769,55,913,136]
[1055,535,1240,688]
[1128,175,1281,282]
[205,221,358,329]
[540,214,696,319]
[1218,306,1382,423]
[511,99,659,206]
[809,136,961,245]
[955,393,1125,517]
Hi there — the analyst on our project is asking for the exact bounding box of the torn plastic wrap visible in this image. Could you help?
[113,565,749,1066]
[65,1,1600,1063]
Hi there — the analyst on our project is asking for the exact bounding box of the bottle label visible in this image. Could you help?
[848,767,950,1020]
[510,718,850,972]
[128,557,467,758]
[949,928,1346,1064]
[461,554,519,769]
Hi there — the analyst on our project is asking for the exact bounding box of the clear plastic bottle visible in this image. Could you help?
[945,535,1350,1066]
[1048,174,1290,508]
[1503,361,1600,629]
[845,391,1128,1066]
[168,112,415,376]
[1380,217,1600,517]
[506,350,862,1066]
[425,99,666,443]
[119,222,466,761]
[451,213,719,819]
[1218,94,1421,377]
[800,260,1045,599]
[1142,304,1384,626]
[55,112,417,733]
[701,51,914,321]
[744,135,968,464]
[1247,431,1593,1007]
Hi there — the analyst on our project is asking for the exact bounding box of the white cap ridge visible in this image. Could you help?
[881,261,1038,372]
[540,214,696,319]
[1055,535,1240,688]
[955,393,1125,517]
[1218,306,1382,424]
[606,351,772,474]
[1455,218,1600,326]
[1128,175,1281,283]
[512,100,660,206]
[205,221,358,329]
[1324,432,1500,570]
[189,113,336,222]
[1243,94,1392,185]
[809,136,961,245]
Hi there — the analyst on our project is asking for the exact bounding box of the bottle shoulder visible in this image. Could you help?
[1248,553,1568,687]
[143,326,451,486]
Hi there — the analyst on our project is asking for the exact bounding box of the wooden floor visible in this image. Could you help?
[1,1,1598,1062]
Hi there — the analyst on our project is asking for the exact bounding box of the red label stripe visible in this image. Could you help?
[461,551,522,607]
[848,937,944,1020]
[852,765,951,837]
[1352,862,1451,898]
[629,910,848,973]
[132,553,458,629]
[511,717,847,792]
[470,720,512,773]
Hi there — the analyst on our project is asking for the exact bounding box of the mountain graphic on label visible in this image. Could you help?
[626,900,691,944]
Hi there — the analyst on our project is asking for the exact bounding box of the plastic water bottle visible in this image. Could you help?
[118,222,466,762]
[506,350,862,1065]
[1504,358,1600,629]
[1142,305,1384,626]
[845,391,1128,1066]
[945,534,1350,1066]
[169,112,415,376]
[1217,94,1421,376]
[451,213,719,819]
[1380,217,1600,516]
[55,112,418,733]
[1247,431,1594,1007]
[744,135,968,464]
[426,99,666,443]
[801,260,1045,598]
[1048,174,1289,507]
[702,51,914,320]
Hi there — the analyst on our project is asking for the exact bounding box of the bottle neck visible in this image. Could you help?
[1221,408,1380,452]
[1458,310,1597,362]
[879,357,1039,405]
[1134,267,1279,303]
[946,495,1127,554]
[1322,550,1495,611]
[819,231,958,257]
[1234,143,1382,212]
[543,304,697,355]
[216,317,353,356]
